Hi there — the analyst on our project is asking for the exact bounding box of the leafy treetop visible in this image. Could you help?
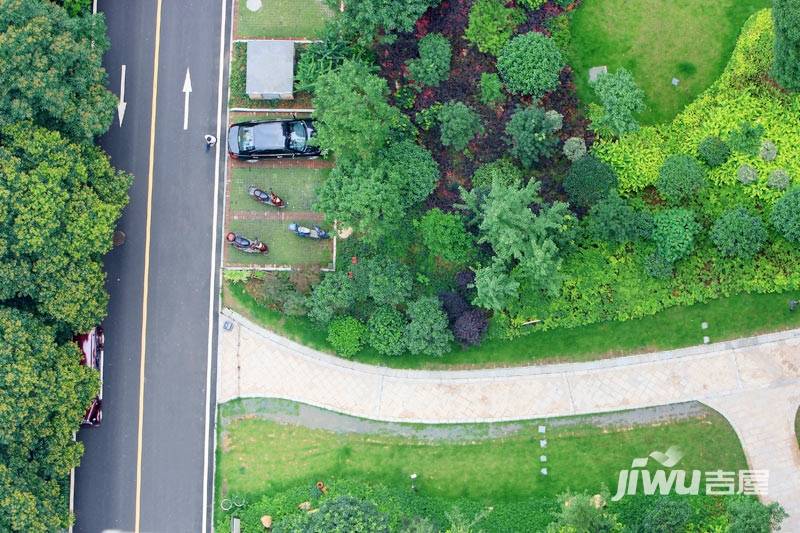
[0,0,115,141]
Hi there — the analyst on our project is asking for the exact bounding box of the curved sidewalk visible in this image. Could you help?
[217,309,800,524]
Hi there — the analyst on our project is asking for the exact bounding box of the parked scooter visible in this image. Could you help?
[288,223,330,240]
[226,232,269,254]
[248,185,285,208]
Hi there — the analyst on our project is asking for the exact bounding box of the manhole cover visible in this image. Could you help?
[112,230,126,247]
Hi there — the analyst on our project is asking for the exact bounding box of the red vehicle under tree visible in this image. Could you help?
[75,326,104,426]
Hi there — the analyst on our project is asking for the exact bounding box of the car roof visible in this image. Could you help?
[246,121,285,151]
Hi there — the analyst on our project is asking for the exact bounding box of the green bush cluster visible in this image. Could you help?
[470,158,523,188]
[698,136,731,167]
[504,106,561,168]
[327,316,367,357]
[464,0,525,56]
[652,208,701,264]
[406,32,451,87]
[655,154,706,205]
[438,101,484,151]
[563,137,587,161]
[711,207,768,259]
[590,68,646,136]
[563,154,618,209]
[771,187,800,243]
[727,121,764,156]
[498,32,564,98]
[478,72,505,106]
[772,0,800,90]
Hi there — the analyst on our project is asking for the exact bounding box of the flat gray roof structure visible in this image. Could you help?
[246,40,295,100]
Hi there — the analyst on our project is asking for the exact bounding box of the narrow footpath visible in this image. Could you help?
[218,309,800,528]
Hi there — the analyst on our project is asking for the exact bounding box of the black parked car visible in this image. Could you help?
[227,118,321,160]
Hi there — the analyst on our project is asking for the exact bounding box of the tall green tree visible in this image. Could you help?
[0,0,115,141]
[315,139,439,244]
[772,0,800,91]
[0,307,98,532]
[460,177,570,312]
[312,60,411,161]
[0,124,131,330]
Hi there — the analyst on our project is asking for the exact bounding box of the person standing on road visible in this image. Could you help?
[204,134,217,151]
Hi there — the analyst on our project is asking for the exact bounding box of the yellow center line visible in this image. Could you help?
[134,0,163,531]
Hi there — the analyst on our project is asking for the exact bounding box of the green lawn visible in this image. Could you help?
[568,0,770,124]
[229,166,329,213]
[226,219,333,266]
[236,0,332,39]
[225,280,800,369]
[216,398,745,509]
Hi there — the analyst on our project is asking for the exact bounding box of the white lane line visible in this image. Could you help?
[201,0,228,530]
[182,68,192,131]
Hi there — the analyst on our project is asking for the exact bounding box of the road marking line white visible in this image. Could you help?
[201,0,229,530]
[134,0,163,531]
[182,68,192,131]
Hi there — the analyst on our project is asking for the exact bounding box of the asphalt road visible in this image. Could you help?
[73,1,230,532]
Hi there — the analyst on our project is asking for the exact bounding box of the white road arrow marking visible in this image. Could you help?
[182,68,192,130]
[117,64,127,127]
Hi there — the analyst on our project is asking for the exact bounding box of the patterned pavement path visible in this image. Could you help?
[217,309,800,527]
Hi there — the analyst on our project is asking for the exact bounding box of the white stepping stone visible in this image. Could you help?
[246,0,262,11]
[540,439,547,448]
[672,77,680,86]
[538,425,546,434]
[540,467,548,475]
[589,66,607,83]
[703,336,710,344]
[701,322,708,330]
[540,455,547,462]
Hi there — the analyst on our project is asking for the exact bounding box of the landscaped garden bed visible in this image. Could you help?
[215,398,763,532]
[231,0,800,369]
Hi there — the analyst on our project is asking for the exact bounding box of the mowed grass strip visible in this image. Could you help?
[568,0,770,124]
[217,399,747,502]
[236,0,332,39]
[229,166,328,212]
[225,280,800,369]
[226,219,332,266]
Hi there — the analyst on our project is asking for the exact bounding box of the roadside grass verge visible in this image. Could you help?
[225,219,333,267]
[225,280,800,369]
[215,399,746,529]
[568,0,769,123]
[229,166,328,212]
[235,0,332,40]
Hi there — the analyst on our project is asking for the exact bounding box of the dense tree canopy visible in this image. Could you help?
[461,177,570,312]
[0,0,115,141]
[0,307,98,532]
[590,68,646,136]
[772,0,800,90]
[315,139,439,243]
[0,124,130,330]
[312,60,411,161]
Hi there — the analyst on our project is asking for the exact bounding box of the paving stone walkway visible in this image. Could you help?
[217,309,800,526]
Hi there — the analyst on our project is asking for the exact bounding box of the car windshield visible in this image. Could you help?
[238,127,255,152]
[288,121,307,151]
